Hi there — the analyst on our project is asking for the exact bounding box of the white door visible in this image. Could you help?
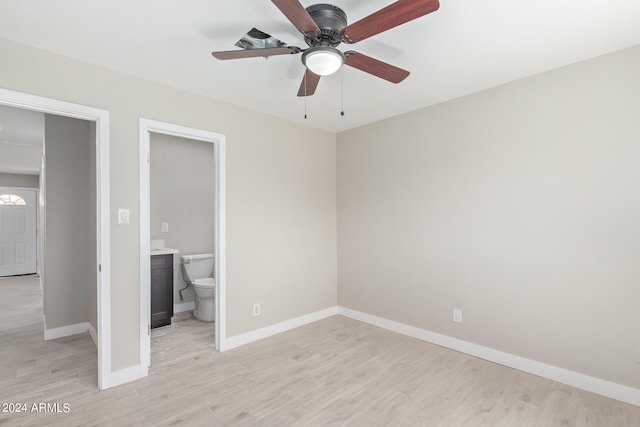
[0,188,37,277]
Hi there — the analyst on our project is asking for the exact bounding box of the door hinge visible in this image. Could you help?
[99,264,102,272]
[148,324,151,336]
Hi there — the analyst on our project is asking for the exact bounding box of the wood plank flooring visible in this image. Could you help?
[1,275,639,426]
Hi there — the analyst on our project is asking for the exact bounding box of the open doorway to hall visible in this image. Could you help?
[0,100,106,388]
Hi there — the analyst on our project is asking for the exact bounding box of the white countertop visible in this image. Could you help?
[151,248,179,256]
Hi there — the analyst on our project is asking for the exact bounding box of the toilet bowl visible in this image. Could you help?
[192,278,215,321]
[181,254,215,322]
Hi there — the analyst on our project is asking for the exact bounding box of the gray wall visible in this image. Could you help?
[0,173,39,188]
[0,37,337,371]
[150,133,215,304]
[337,45,640,389]
[43,114,96,331]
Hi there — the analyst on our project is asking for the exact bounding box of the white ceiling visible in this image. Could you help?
[1,0,639,133]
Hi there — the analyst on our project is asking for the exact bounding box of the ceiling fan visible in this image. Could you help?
[211,0,440,97]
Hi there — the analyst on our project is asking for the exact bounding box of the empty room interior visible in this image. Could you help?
[1,0,640,425]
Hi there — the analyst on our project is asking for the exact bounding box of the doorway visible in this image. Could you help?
[0,88,111,389]
[139,118,226,369]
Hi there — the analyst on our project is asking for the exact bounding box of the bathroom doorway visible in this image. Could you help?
[139,119,226,369]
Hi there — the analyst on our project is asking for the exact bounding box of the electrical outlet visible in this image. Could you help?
[161,222,169,233]
[453,308,463,323]
[253,303,260,317]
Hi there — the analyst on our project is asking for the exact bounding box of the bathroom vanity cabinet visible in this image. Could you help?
[150,254,174,329]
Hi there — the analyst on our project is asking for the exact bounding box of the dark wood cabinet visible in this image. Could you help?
[150,254,174,329]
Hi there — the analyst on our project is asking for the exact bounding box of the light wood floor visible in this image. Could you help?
[1,275,639,426]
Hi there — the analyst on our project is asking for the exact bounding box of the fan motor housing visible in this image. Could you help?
[304,4,347,47]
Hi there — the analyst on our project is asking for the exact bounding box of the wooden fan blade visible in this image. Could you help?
[272,0,320,34]
[345,51,410,83]
[212,46,301,60]
[341,0,440,44]
[297,69,321,97]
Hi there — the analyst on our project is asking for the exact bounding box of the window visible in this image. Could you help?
[0,194,27,205]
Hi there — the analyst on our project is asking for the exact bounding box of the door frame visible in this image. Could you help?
[0,87,112,389]
[139,118,227,368]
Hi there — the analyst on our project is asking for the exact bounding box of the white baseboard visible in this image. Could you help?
[174,301,196,314]
[338,306,640,407]
[44,321,91,341]
[88,323,98,348]
[221,306,338,351]
[101,364,148,390]
[101,307,337,387]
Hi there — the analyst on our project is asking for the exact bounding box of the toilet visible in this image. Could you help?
[180,253,215,322]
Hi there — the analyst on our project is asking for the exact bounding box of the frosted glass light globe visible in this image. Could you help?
[303,47,345,76]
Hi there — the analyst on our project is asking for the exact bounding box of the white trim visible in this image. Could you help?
[222,307,338,351]
[95,104,111,392]
[338,306,640,407]
[44,321,91,341]
[139,124,151,369]
[0,88,111,391]
[174,301,196,314]
[101,364,148,390]
[216,135,227,352]
[139,118,227,371]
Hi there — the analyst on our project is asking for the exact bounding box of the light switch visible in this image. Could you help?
[117,209,130,225]
[161,222,169,233]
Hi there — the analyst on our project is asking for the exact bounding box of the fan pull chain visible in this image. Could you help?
[340,68,345,117]
[304,72,308,119]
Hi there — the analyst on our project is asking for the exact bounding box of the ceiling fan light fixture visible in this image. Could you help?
[302,46,345,76]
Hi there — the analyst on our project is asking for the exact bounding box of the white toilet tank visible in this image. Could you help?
[181,253,214,282]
